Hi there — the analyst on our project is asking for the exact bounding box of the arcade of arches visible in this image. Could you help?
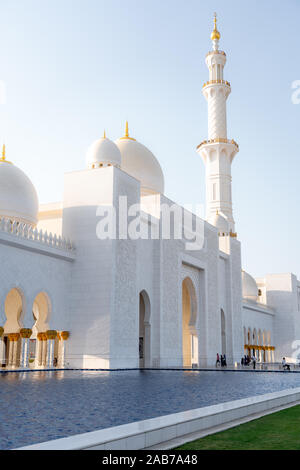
[244,327,275,362]
[0,288,70,369]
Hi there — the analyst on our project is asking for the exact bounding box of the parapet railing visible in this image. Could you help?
[197,137,239,150]
[206,50,226,57]
[202,79,230,88]
[0,216,75,252]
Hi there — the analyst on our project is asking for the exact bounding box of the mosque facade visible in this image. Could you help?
[0,17,299,370]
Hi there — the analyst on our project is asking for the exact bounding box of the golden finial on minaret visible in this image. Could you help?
[1,143,5,160]
[120,121,136,141]
[125,120,129,138]
[103,129,106,139]
[211,12,220,41]
[0,143,12,164]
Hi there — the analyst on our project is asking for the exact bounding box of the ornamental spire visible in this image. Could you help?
[125,120,129,138]
[120,121,136,141]
[0,143,12,164]
[211,12,220,50]
[1,143,5,160]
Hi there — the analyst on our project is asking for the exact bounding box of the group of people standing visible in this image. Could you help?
[215,353,292,371]
[216,353,227,367]
[241,354,257,369]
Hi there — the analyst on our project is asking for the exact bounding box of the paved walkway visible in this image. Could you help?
[0,363,300,373]
[146,399,300,450]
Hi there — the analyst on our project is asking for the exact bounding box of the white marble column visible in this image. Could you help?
[36,337,43,367]
[7,336,14,368]
[47,339,54,368]
[21,338,29,368]
[58,332,69,368]
[45,331,58,368]
[0,336,5,366]
[42,339,47,367]
[59,339,65,368]
[12,337,19,368]
[19,329,32,369]
[20,338,25,368]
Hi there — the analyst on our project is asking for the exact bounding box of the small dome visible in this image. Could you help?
[115,123,164,195]
[0,151,39,226]
[242,271,258,301]
[86,133,121,169]
[208,211,229,234]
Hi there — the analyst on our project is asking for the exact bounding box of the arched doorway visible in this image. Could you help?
[267,331,273,362]
[252,329,257,357]
[3,288,24,368]
[243,327,247,355]
[221,309,226,355]
[247,328,251,345]
[182,277,198,367]
[258,329,263,362]
[32,292,51,368]
[246,328,252,357]
[139,290,151,368]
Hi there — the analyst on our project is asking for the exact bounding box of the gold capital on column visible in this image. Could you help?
[20,328,32,339]
[46,330,57,340]
[8,333,20,341]
[37,332,47,341]
[61,331,70,340]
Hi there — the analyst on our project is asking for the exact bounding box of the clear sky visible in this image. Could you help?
[0,0,299,279]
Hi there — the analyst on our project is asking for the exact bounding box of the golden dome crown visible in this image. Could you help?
[211,13,220,41]
[120,121,136,141]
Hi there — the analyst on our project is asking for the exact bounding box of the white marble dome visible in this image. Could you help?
[208,211,229,234]
[115,125,164,195]
[242,271,258,301]
[0,158,39,226]
[86,134,121,169]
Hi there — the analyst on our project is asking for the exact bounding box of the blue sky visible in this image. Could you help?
[0,0,299,279]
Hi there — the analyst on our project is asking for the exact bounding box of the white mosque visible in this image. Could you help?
[0,16,299,371]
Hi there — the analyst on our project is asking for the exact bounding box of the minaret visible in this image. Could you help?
[197,14,238,234]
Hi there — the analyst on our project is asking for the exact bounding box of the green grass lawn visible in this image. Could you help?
[177,405,300,450]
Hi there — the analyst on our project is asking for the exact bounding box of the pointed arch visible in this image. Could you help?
[31,291,51,336]
[3,287,25,368]
[220,308,226,355]
[4,287,24,334]
[182,277,198,367]
[139,290,151,368]
[253,328,257,345]
[247,327,252,345]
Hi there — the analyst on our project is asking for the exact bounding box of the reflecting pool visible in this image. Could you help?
[1,369,299,449]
